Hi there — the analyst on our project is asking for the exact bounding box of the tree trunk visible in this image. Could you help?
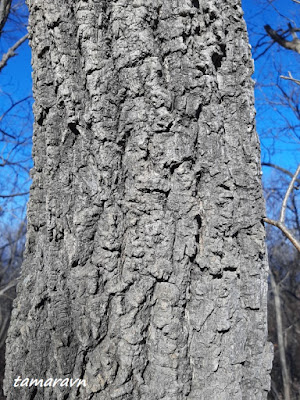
[4,0,273,399]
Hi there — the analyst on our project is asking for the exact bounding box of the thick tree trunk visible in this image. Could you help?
[4,0,272,399]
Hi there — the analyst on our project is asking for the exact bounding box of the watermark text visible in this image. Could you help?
[13,376,86,388]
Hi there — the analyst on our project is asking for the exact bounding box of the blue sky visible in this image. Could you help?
[0,38,32,100]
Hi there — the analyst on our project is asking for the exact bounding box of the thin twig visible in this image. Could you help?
[0,0,12,34]
[0,279,17,297]
[280,164,300,223]
[0,191,29,198]
[280,71,300,86]
[263,218,300,252]
[0,95,32,123]
[263,164,300,252]
[0,33,28,71]
[0,314,9,349]
[262,162,300,184]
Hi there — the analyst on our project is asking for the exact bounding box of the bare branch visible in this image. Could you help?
[0,95,32,123]
[0,279,17,298]
[0,191,29,198]
[254,41,275,61]
[264,24,300,53]
[0,314,9,349]
[288,23,298,40]
[0,127,16,139]
[0,33,28,72]
[280,71,300,86]
[280,164,300,223]
[263,164,300,252]
[262,162,300,184]
[264,218,300,252]
[0,0,12,34]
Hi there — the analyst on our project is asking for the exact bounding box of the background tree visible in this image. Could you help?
[4,0,272,399]
[246,1,300,398]
[0,0,32,398]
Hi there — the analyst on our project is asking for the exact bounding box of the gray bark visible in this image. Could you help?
[4,0,273,399]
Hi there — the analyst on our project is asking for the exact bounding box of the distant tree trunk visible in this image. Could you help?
[4,1,273,399]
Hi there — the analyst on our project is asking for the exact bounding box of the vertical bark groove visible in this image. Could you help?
[4,1,272,399]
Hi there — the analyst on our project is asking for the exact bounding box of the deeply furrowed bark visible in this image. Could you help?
[4,0,272,399]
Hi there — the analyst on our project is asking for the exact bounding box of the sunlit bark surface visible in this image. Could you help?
[5,0,272,399]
